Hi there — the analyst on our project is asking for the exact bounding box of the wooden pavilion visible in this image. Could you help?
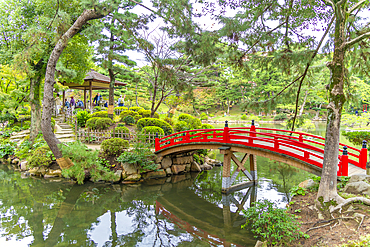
[61,69,126,111]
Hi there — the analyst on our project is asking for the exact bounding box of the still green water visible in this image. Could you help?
[0,122,340,246]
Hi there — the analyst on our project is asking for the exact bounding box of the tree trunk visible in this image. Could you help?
[150,78,158,118]
[29,76,42,142]
[108,68,115,119]
[298,90,308,117]
[135,78,139,106]
[227,97,230,115]
[317,12,347,205]
[42,9,105,169]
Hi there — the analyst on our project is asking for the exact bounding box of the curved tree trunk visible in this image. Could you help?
[42,9,105,169]
[317,11,347,205]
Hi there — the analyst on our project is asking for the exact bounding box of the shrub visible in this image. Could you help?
[124,115,135,125]
[201,123,214,129]
[73,108,83,115]
[142,126,164,135]
[133,114,142,122]
[0,140,16,158]
[200,112,208,120]
[119,110,140,121]
[117,137,157,171]
[95,118,113,130]
[91,111,109,118]
[274,113,288,121]
[59,142,116,184]
[93,106,102,112]
[76,110,91,127]
[86,117,100,129]
[129,106,144,112]
[342,131,370,146]
[241,200,307,246]
[137,118,173,135]
[101,138,129,157]
[178,113,202,129]
[115,106,128,112]
[164,117,174,126]
[27,146,54,168]
[241,114,248,120]
[174,120,189,132]
[138,109,159,118]
[114,126,130,138]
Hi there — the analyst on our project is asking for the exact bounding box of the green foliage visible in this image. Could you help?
[119,110,140,121]
[241,114,248,120]
[142,126,164,135]
[123,115,135,125]
[116,137,157,171]
[338,176,351,190]
[201,123,214,129]
[138,109,159,118]
[15,135,47,159]
[241,200,308,246]
[59,142,116,184]
[274,113,288,121]
[342,131,370,146]
[174,120,189,132]
[91,111,109,118]
[100,138,129,157]
[0,140,16,158]
[164,116,174,126]
[27,146,54,168]
[200,112,208,120]
[86,117,100,129]
[115,126,130,134]
[73,108,83,115]
[137,118,173,135]
[178,113,202,130]
[290,186,307,197]
[115,106,128,112]
[76,110,91,127]
[129,106,144,112]
[95,118,113,130]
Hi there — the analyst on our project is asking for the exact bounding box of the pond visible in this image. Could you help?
[0,122,348,246]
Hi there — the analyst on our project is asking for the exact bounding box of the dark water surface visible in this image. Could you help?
[1,123,321,246]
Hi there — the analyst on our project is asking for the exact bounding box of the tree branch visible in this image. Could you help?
[347,0,367,14]
[345,30,370,49]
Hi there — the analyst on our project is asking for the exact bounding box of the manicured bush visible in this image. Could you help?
[142,126,164,135]
[123,115,135,125]
[73,108,83,115]
[76,110,91,127]
[133,114,142,122]
[95,118,113,130]
[114,126,130,138]
[164,116,174,126]
[27,146,54,168]
[137,118,173,135]
[241,114,248,120]
[342,131,370,146]
[129,106,144,112]
[115,106,128,112]
[101,138,129,157]
[119,110,140,121]
[201,123,214,129]
[178,113,202,129]
[138,109,159,118]
[200,112,208,120]
[174,120,189,132]
[91,111,109,118]
[86,117,100,129]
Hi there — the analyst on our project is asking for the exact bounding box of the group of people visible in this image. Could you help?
[55,93,126,115]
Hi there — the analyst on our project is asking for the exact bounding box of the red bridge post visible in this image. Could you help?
[359,140,367,169]
[155,132,159,151]
[250,120,256,137]
[338,146,348,177]
[223,121,230,143]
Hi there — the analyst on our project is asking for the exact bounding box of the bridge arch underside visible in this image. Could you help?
[155,142,322,176]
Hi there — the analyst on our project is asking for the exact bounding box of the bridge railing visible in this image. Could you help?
[155,121,367,174]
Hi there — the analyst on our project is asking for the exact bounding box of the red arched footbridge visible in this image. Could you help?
[155,121,368,193]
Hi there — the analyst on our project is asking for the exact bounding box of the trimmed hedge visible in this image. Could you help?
[119,110,141,121]
[137,118,173,135]
[174,120,188,132]
[76,110,91,127]
[342,131,370,146]
[101,138,129,157]
[129,106,144,112]
[124,115,135,125]
[138,109,159,118]
[142,126,164,135]
[178,113,202,129]
[201,123,214,129]
[91,111,109,118]
[115,107,128,112]
[115,126,130,134]
[86,117,100,129]
[96,118,113,130]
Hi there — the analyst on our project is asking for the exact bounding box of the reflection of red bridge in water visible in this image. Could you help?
[155,121,367,192]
